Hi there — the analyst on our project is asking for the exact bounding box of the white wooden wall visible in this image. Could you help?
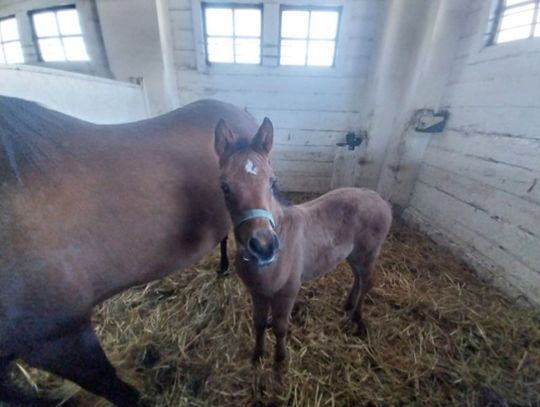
[0,65,148,123]
[403,1,540,305]
[168,0,383,192]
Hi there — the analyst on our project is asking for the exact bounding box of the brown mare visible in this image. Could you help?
[0,96,258,406]
[214,118,393,366]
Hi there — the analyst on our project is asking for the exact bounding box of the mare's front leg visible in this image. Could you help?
[217,236,230,277]
[251,293,270,364]
[24,321,140,407]
[270,292,298,368]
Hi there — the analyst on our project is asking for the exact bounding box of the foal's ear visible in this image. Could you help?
[252,117,274,155]
[215,119,237,164]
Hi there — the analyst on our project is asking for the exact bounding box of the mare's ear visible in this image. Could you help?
[214,119,237,165]
[252,117,274,155]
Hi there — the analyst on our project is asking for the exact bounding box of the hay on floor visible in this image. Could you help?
[7,212,540,406]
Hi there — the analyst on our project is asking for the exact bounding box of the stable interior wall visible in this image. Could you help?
[168,0,384,192]
[401,1,540,306]
[0,65,148,123]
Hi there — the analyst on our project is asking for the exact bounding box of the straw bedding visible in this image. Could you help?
[6,197,540,407]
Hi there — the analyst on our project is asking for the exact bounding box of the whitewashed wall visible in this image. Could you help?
[168,0,384,192]
[403,1,540,305]
[0,65,148,123]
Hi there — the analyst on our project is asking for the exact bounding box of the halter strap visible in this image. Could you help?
[233,209,276,229]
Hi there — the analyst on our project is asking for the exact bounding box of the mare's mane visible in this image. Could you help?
[0,96,85,183]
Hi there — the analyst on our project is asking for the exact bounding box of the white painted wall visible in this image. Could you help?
[0,65,148,123]
[168,0,384,192]
[402,0,540,306]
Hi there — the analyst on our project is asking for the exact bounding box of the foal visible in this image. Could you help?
[214,118,392,366]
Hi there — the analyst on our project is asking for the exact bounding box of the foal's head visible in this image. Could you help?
[214,117,280,267]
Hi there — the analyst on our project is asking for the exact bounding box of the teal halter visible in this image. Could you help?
[233,209,276,229]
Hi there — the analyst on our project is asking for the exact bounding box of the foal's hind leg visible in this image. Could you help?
[346,251,377,336]
[25,322,140,407]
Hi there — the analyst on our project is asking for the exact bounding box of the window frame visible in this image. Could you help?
[201,2,263,65]
[485,0,540,46]
[28,4,89,63]
[0,14,24,64]
[278,5,342,68]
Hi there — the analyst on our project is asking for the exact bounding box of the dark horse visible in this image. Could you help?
[0,96,257,406]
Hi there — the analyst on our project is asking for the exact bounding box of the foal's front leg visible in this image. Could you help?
[251,293,270,363]
[270,294,297,367]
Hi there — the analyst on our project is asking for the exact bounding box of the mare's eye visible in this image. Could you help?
[221,183,231,195]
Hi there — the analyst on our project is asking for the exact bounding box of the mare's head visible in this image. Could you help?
[214,117,280,268]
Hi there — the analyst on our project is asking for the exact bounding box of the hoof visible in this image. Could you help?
[343,301,354,312]
[354,322,368,338]
[216,267,230,277]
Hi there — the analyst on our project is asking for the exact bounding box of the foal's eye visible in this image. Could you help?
[270,178,277,190]
[221,183,231,195]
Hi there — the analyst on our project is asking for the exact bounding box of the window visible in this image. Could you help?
[0,16,24,64]
[279,7,340,67]
[30,5,90,62]
[486,0,540,45]
[202,4,262,64]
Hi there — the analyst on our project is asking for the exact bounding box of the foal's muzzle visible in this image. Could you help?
[246,228,280,267]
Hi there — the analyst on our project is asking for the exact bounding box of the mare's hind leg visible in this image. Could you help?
[346,250,378,337]
[25,322,140,407]
[217,236,230,277]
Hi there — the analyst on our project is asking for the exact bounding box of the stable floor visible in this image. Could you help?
[8,219,540,407]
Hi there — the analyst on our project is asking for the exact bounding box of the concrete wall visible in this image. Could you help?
[168,0,384,192]
[0,64,148,123]
[402,0,540,306]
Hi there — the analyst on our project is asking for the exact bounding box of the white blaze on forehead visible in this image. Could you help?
[244,159,258,175]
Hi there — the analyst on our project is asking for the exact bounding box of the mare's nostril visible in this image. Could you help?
[271,233,280,252]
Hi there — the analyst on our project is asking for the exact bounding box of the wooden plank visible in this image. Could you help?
[422,145,540,202]
[277,175,331,193]
[417,163,540,238]
[274,129,344,147]
[169,9,193,29]
[428,128,540,170]
[272,145,335,163]
[174,50,196,68]
[173,29,194,51]
[409,180,540,271]
[440,106,540,140]
[403,206,540,305]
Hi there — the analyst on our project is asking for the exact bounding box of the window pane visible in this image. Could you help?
[33,12,59,37]
[497,25,531,42]
[0,47,6,64]
[280,39,307,65]
[39,38,65,61]
[234,9,261,37]
[3,41,24,63]
[57,9,82,35]
[281,10,309,39]
[309,11,339,39]
[235,38,259,64]
[307,40,335,66]
[207,37,234,63]
[500,7,534,30]
[1,18,20,42]
[205,8,233,36]
[63,36,89,61]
